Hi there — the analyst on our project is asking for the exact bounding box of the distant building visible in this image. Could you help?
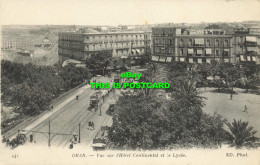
[58,32,146,62]
[1,39,33,50]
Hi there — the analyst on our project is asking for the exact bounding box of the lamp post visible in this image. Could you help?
[99,102,102,116]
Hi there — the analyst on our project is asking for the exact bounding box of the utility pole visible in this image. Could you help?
[78,122,81,143]
[99,103,102,116]
[48,118,51,147]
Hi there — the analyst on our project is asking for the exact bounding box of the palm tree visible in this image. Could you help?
[225,119,260,148]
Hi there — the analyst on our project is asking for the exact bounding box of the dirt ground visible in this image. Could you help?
[199,87,260,137]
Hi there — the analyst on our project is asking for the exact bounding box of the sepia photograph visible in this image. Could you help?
[0,0,260,164]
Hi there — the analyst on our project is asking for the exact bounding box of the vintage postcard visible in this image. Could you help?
[0,0,260,164]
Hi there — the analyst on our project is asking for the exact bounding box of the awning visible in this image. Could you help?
[240,55,245,61]
[136,49,141,54]
[92,143,106,148]
[180,57,185,62]
[166,57,172,62]
[151,56,159,61]
[188,49,194,54]
[224,59,229,63]
[198,58,202,63]
[246,36,257,42]
[206,49,212,55]
[195,38,204,45]
[247,56,251,61]
[131,50,136,54]
[189,58,193,63]
[252,56,256,61]
[121,56,128,59]
[247,47,257,52]
[197,49,203,54]
[206,58,211,63]
[224,49,229,52]
[159,56,166,62]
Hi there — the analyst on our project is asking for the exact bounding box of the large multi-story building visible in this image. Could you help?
[233,28,260,64]
[58,32,146,62]
[144,31,152,55]
[151,27,234,64]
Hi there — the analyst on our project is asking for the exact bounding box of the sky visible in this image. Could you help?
[0,0,260,26]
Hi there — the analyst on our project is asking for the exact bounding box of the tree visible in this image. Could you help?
[240,63,260,93]
[86,51,112,75]
[1,60,91,117]
[225,119,260,148]
[212,62,241,93]
[196,63,212,89]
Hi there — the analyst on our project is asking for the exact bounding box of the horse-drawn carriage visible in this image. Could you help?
[9,130,27,148]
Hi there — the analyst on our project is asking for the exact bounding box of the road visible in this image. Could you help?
[4,77,115,149]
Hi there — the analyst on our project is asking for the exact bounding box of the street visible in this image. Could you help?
[3,78,114,149]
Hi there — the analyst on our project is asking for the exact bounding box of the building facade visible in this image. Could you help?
[58,32,146,62]
[151,27,260,64]
[144,31,152,55]
[151,27,235,64]
[1,39,34,50]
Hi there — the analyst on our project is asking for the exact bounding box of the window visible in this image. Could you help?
[155,47,160,53]
[189,39,192,46]
[215,49,219,56]
[207,39,210,46]
[180,39,183,46]
[93,45,95,50]
[180,49,183,56]
[224,40,229,47]
[215,40,219,46]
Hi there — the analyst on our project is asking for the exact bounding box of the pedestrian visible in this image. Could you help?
[2,136,6,143]
[91,121,95,130]
[69,139,73,149]
[243,105,248,113]
[6,138,10,146]
[88,121,91,130]
[73,133,77,143]
[29,133,34,143]
[230,93,232,100]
